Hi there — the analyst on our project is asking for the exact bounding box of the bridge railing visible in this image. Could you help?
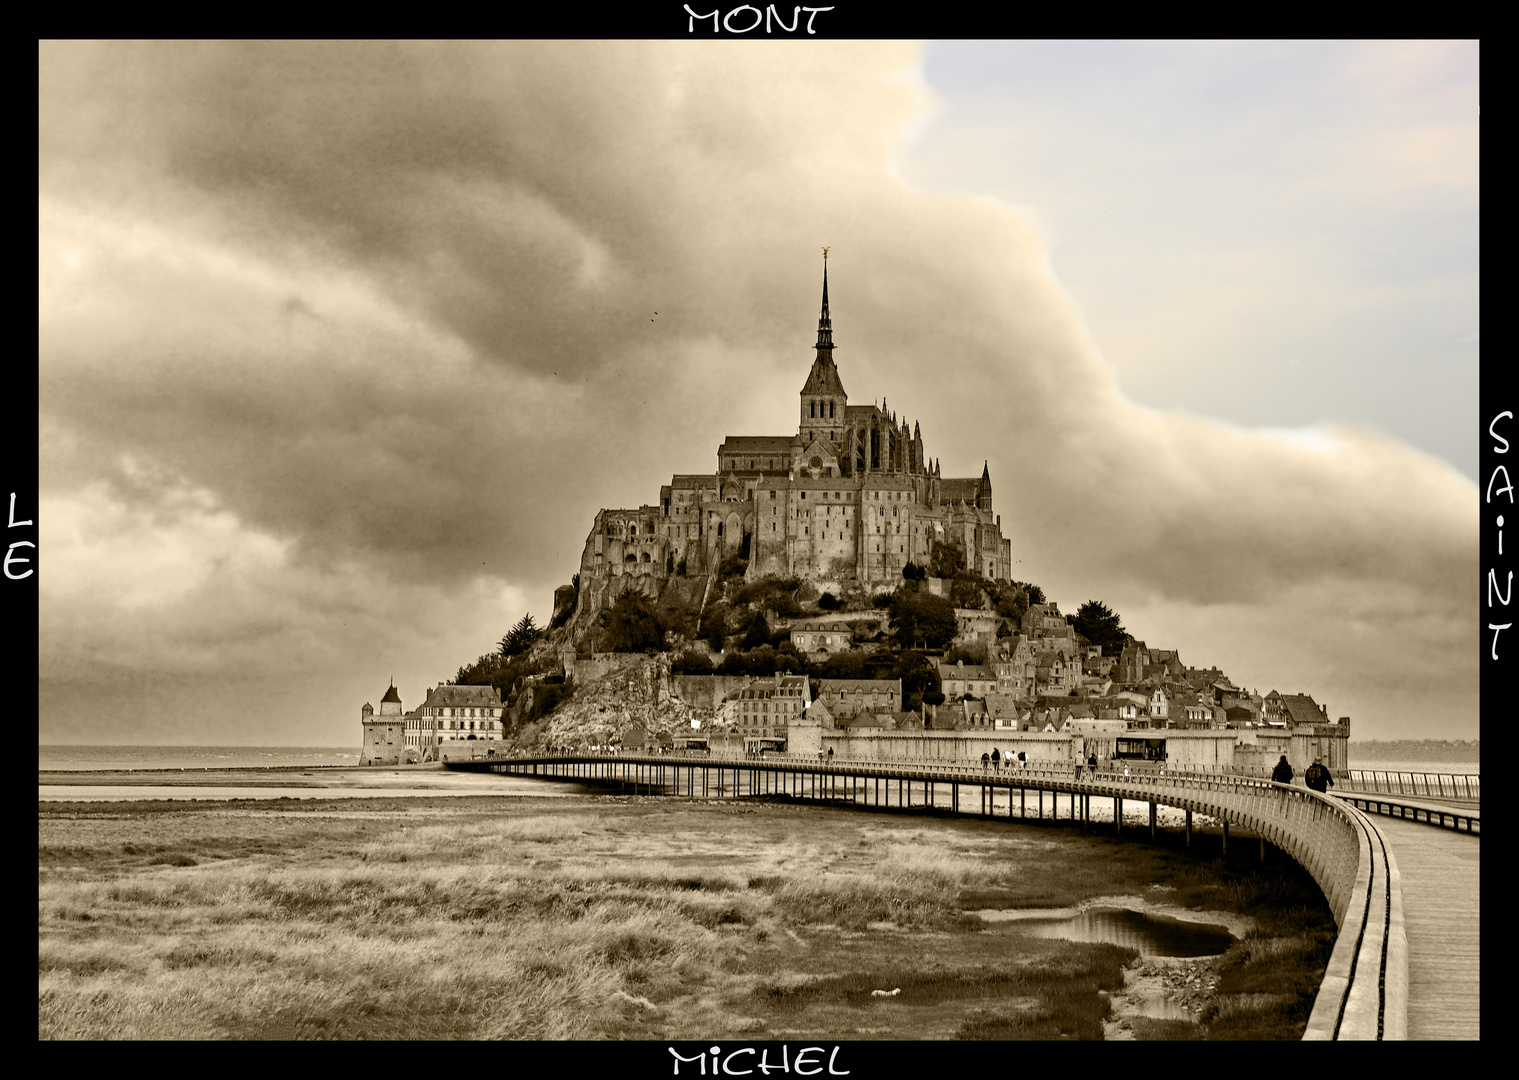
[1335,770,1478,800]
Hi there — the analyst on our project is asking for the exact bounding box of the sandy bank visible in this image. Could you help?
[37,763,516,793]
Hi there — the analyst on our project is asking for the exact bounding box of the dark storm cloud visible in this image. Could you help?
[39,41,1475,741]
[41,41,929,588]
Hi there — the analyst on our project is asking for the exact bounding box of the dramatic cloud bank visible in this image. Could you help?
[38,41,1476,744]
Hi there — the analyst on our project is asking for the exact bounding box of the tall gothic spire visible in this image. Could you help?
[815,249,834,351]
[800,249,847,440]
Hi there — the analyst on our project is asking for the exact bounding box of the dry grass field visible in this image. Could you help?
[39,794,1335,1040]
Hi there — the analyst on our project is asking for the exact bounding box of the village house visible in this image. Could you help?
[993,635,1037,697]
[817,678,902,718]
[787,620,853,656]
[731,672,811,748]
[1035,648,1081,695]
[937,659,998,701]
[403,684,506,756]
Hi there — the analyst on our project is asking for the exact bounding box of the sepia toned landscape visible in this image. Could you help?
[40,788,1334,1040]
[38,40,1476,1042]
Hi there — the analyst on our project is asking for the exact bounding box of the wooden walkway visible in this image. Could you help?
[1375,814,1480,1039]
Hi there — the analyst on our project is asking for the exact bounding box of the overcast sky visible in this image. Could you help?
[38,41,1478,745]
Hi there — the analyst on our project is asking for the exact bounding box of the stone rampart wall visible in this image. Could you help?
[823,730,1078,764]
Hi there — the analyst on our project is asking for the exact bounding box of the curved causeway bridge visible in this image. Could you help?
[449,751,1478,1040]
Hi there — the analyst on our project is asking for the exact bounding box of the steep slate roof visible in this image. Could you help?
[423,685,503,708]
[1281,694,1328,726]
[777,674,810,694]
[837,713,886,729]
[819,678,901,695]
[380,684,402,705]
[720,436,796,454]
[802,352,846,396]
[983,693,1024,720]
[939,478,981,504]
[938,662,997,682]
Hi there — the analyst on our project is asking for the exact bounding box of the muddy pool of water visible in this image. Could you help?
[976,905,1236,958]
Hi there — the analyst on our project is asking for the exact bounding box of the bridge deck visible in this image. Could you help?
[1375,815,1480,1039]
[1335,792,1479,833]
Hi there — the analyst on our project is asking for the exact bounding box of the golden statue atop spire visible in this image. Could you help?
[822,246,829,259]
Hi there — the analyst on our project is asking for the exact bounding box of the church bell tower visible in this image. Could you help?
[800,250,848,446]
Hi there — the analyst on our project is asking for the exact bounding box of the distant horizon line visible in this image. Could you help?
[38,737,1479,749]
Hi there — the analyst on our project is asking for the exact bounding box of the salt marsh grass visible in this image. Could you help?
[39,795,1332,1040]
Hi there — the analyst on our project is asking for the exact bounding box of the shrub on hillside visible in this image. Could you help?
[928,542,965,579]
[943,643,989,666]
[771,597,803,619]
[949,575,986,609]
[671,651,714,675]
[889,588,957,650]
[599,592,666,654]
[699,602,731,652]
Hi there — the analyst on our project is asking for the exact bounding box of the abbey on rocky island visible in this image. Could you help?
[576,259,1013,601]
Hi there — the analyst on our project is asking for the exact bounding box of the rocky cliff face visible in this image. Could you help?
[566,571,664,648]
[564,570,714,652]
[551,584,578,628]
[538,653,739,749]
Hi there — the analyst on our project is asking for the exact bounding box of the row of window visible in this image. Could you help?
[408,718,499,731]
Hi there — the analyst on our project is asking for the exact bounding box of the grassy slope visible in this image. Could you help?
[39,796,1333,1040]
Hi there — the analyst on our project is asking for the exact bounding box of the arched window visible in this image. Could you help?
[810,401,816,418]
[829,402,835,418]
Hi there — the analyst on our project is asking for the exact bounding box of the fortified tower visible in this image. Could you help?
[360,681,407,766]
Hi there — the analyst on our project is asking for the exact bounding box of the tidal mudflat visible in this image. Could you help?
[39,791,1335,1040]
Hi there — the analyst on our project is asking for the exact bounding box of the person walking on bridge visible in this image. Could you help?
[1271,755,1294,785]
[1305,758,1334,794]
